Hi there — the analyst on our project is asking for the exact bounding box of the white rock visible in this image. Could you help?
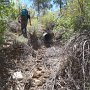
[12,71,23,80]
[43,32,47,37]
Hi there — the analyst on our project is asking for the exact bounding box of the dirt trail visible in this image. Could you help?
[0,22,66,90]
[12,45,65,90]
[39,46,64,90]
[1,39,64,90]
[2,21,90,90]
[0,30,65,90]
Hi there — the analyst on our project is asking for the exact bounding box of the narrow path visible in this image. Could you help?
[19,45,65,90]
[40,46,64,90]
[1,22,65,90]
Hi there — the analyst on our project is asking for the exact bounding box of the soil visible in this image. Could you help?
[0,31,66,90]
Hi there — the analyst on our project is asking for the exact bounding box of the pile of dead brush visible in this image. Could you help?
[54,30,90,90]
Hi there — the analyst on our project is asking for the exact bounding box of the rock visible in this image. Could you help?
[37,67,43,71]
[8,21,21,33]
[32,71,42,78]
[43,72,50,78]
[32,78,46,86]
[3,44,10,48]
[36,60,42,63]
[12,71,23,80]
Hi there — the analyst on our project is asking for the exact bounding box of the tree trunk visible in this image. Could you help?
[59,0,62,15]
[37,0,40,19]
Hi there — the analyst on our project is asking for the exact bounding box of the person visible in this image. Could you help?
[18,9,31,38]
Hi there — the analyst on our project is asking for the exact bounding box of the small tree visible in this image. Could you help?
[0,0,16,44]
[31,0,52,17]
[53,0,63,15]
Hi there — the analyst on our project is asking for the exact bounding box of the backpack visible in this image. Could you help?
[21,9,28,17]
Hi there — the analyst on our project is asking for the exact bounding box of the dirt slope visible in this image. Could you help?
[0,30,66,90]
[11,45,65,90]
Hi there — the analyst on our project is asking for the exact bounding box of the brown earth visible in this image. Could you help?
[0,30,66,90]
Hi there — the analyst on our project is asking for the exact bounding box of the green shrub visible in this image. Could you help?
[0,1,16,45]
[0,20,6,44]
[53,14,74,41]
[41,12,56,29]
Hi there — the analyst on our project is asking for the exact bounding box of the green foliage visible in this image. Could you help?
[72,16,84,31]
[54,16,74,40]
[53,0,90,40]
[28,17,38,34]
[0,1,16,20]
[53,0,63,10]
[41,12,55,28]
[0,1,17,45]
[29,9,35,18]
[31,0,52,15]
[0,20,6,44]
[55,16,72,30]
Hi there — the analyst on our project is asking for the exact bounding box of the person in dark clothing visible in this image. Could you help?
[18,9,31,38]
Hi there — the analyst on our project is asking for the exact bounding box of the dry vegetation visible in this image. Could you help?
[0,26,90,90]
[54,29,90,90]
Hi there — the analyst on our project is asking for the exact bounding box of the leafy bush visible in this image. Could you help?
[41,12,56,29]
[28,17,38,33]
[0,1,17,45]
[52,13,74,41]
[0,20,6,44]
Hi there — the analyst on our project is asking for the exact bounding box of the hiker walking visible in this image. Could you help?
[18,9,31,38]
